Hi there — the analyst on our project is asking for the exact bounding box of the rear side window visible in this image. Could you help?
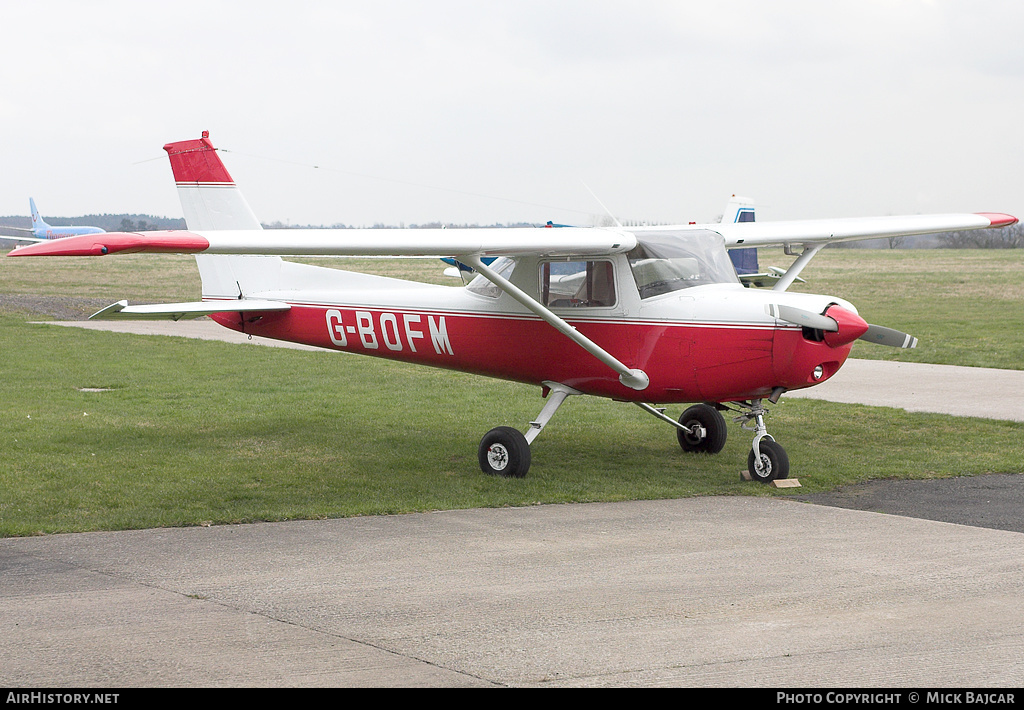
[541,260,616,307]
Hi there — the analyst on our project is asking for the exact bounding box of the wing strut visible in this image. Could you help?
[772,243,825,292]
[462,255,649,391]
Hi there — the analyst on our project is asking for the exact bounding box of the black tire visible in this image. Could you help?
[677,404,728,454]
[747,439,789,483]
[478,426,531,478]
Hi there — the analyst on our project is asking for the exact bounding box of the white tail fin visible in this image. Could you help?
[163,132,281,299]
[722,195,755,224]
[163,132,262,231]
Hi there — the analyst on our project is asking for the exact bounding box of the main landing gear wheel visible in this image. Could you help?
[677,404,728,454]
[479,426,531,478]
[747,439,790,483]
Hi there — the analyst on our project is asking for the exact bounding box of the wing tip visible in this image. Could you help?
[5,231,209,257]
[976,213,1018,228]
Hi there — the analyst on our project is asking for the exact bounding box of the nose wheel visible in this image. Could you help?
[747,438,789,483]
[733,399,790,483]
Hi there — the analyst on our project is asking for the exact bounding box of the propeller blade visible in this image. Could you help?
[770,304,838,332]
[860,324,918,349]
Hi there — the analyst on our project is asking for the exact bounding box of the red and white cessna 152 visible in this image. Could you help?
[10,133,1018,482]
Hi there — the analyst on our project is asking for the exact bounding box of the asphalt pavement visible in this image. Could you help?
[3,497,1024,687]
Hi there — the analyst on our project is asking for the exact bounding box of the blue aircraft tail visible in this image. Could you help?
[29,198,48,234]
[25,198,105,240]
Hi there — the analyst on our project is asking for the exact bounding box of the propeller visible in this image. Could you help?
[859,324,918,349]
[769,304,917,349]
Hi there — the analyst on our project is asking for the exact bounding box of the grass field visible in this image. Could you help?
[1,246,1022,535]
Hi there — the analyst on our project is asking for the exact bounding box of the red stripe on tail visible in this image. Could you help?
[162,131,234,184]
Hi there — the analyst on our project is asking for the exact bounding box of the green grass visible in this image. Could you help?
[0,252,203,302]
[1,247,1022,535]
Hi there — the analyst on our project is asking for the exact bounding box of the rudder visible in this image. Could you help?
[164,132,281,299]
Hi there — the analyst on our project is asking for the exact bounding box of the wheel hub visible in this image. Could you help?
[754,453,771,476]
[682,420,706,446]
[487,444,509,471]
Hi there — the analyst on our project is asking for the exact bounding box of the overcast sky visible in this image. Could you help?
[2,1,1023,227]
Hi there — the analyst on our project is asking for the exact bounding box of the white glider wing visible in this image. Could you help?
[3,227,47,244]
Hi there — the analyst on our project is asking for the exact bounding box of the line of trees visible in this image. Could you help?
[939,223,1024,248]
[0,214,186,232]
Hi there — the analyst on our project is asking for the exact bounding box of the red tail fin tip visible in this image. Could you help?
[163,131,234,184]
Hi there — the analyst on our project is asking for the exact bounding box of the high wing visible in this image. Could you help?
[714,212,1016,248]
[7,227,641,325]
[709,212,1016,291]
[9,213,1013,260]
[6,226,638,259]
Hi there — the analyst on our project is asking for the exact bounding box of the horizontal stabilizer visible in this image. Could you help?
[90,299,291,321]
[739,267,806,288]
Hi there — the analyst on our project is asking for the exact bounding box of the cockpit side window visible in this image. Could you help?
[628,230,739,299]
[541,260,616,308]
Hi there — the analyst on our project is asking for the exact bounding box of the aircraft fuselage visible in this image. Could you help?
[208,252,860,404]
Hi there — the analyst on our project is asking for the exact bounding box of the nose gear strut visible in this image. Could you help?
[724,399,790,483]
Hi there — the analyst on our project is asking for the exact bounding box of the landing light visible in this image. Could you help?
[813,365,824,380]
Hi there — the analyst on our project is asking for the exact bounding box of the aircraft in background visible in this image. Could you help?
[720,196,806,289]
[10,132,1017,482]
[3,198,105,243]
[724,194,758,278]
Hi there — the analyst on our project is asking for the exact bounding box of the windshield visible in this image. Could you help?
[627,230,739,298]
